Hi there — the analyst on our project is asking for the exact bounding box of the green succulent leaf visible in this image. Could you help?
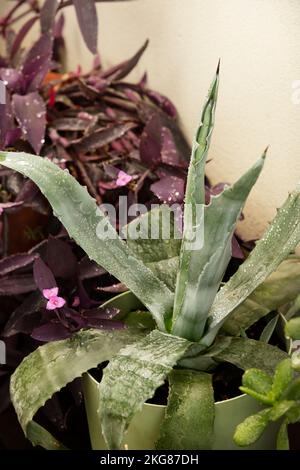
[276,419,290,450]
[268,400,295,422]
[239,387,273,406]
[270,359,293,401]
[0,152,174,331]
[285,317,300,340]
[156,369,214,450]
[233,409,271,447]
[259,315,279,343]
[242,368,273,396]
[10,328,143,447]
[204,186,300,346]
[172,69,219,339]
[224,257,300,335]
[99,329,191,450]
[172,153,265,341]
[205,336,288,375]
[284,376,300,401]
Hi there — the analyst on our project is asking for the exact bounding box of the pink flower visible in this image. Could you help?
[0,207,3,216]
[116,170,132,187]
[72,296,80,307]
[43,287,66,311]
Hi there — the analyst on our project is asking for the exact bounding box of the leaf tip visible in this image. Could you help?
[262,146,269,159]
[216,59,221,75]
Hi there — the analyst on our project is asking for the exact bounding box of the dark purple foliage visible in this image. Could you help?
[0,0,252,450]
[12,92,46,153]
[33,257,57,292]
[73,0,98,54]
[139,113,162,166]
[40,0,58,34]
[21,33,53,92]
[10,16,39,59]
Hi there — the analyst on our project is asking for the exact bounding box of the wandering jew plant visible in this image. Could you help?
[1,68,300,449]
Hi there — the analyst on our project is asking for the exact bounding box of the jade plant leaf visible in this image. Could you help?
[172,153,265,341]
[276,419,289,450]
[10,328,144,447]
[233,409,271,447]
[285,317,300,340]
[203,185,300,346]
[242,369,273,396]
[223,257,300,335]
[172,68,219,339]
[99,329,191,449]
[0,151,174,331]
[155,369,214,450]
[270,359,293,401]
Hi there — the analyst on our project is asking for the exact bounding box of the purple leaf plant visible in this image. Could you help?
[0,0,252,449]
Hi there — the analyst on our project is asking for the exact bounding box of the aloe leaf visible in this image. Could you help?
[124,206,181,263]
[205,337,288,374]
[156,369,214,449]
[10,328,143,447]
[147,256,179,290]
[203,186,300,346]
[124,206,180,290]
[172,68,219,337]
[259,315,279,343]
[172,153,265,341]
[233,409,271,447]
[224,257,300,335]
[99,329,191,449]
[0,152,174,331]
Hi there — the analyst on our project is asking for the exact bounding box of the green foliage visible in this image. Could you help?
[1,68,300,450]
[0,151,174,332]
[224,257,300,336]
[285,317,300,340]
[156,370,214,449]
[10,329,144,447]
[99,330,191,449]
[234,358,300,450]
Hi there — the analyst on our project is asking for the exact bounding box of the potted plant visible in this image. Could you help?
[1,68,300,450]
[232,313,300,450]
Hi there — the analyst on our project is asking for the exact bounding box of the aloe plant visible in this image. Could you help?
[1,67,300,450]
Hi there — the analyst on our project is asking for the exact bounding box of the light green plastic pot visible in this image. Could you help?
[83,292,279,450]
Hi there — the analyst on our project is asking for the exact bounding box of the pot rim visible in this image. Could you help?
[85,371,247,407]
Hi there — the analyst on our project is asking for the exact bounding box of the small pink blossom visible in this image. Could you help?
[116,170,132,187]
[43,287,66,311]
[72,296,80,307]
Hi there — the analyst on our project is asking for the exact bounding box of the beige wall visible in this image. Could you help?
[1,0,300,241]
